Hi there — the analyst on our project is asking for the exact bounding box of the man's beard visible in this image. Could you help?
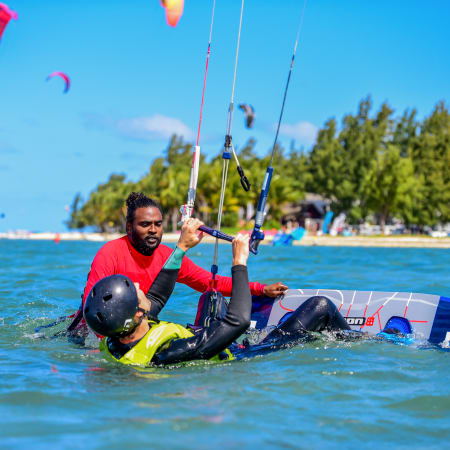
[131,229,161,256]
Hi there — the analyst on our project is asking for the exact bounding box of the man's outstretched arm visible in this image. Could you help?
[176,252,288,298]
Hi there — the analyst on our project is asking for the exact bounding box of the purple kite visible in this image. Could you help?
[47,72,71,93]
[0,3,18,41]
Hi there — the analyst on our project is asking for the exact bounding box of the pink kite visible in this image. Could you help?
[47,71,70,93]
[0,3,18,41]
[159,0,184,28]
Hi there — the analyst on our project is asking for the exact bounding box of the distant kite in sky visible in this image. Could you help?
[0,3,18,41]
[239,104,255,129]
[47,72,70,93]
[160,0,184,28]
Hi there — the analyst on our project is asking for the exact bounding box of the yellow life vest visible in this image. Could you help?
[100,320,234,367]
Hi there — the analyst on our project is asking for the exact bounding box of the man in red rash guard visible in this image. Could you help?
[68,192,288,336]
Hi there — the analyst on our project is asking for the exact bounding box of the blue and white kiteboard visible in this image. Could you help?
[250,289,450,347]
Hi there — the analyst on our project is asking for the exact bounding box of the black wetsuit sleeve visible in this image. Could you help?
[152,265,251,366]
[146,268,179,319]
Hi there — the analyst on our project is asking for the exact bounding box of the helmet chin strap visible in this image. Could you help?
[137,307,149,316]
[133,307,150,330]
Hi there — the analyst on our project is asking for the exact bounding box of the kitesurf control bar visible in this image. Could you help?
[199,225,233,242]
[199,225,257,254]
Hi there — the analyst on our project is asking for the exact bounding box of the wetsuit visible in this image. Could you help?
[102,247,251,365]
[195,291,352,360]
[100,247,351,366]
[231,296,352,359]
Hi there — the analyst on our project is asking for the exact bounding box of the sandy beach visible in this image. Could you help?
[295,235,450,248]
[1,231,449,248]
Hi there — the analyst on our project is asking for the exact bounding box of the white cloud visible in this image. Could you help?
[279,121,318,144]
[117,114,194,141]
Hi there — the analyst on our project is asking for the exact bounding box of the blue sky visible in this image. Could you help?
[1,0,449,232]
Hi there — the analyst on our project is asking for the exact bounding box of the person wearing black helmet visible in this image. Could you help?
[84,219,253,365]
[83,274,147,339]
[84,219,353,367]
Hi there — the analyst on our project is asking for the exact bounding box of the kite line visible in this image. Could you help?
[250,0,307,254]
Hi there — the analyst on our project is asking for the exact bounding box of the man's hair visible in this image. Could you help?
[126,192,162,223]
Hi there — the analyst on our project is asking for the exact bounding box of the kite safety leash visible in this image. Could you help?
[249,0,307,255]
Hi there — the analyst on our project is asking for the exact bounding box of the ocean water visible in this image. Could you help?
[0,239,449,449]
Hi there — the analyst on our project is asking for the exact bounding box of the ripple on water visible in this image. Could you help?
[0,241,449,448]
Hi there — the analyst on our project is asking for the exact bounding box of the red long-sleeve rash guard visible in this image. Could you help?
[82,236,266,304]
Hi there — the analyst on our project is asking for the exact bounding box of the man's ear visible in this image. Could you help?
[126,221,131,235]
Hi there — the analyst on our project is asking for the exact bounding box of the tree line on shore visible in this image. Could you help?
[67,97,449,233]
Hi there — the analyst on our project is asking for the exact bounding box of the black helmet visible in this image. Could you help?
[84,275,142,338]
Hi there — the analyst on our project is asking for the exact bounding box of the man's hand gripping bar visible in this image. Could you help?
[199,225,258,255]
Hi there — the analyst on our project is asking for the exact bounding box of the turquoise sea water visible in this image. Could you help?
[0,240,449,449]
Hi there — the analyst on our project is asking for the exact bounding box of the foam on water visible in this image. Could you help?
[0,240,449,449]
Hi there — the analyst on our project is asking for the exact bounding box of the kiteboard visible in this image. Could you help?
[250,289,450,347]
